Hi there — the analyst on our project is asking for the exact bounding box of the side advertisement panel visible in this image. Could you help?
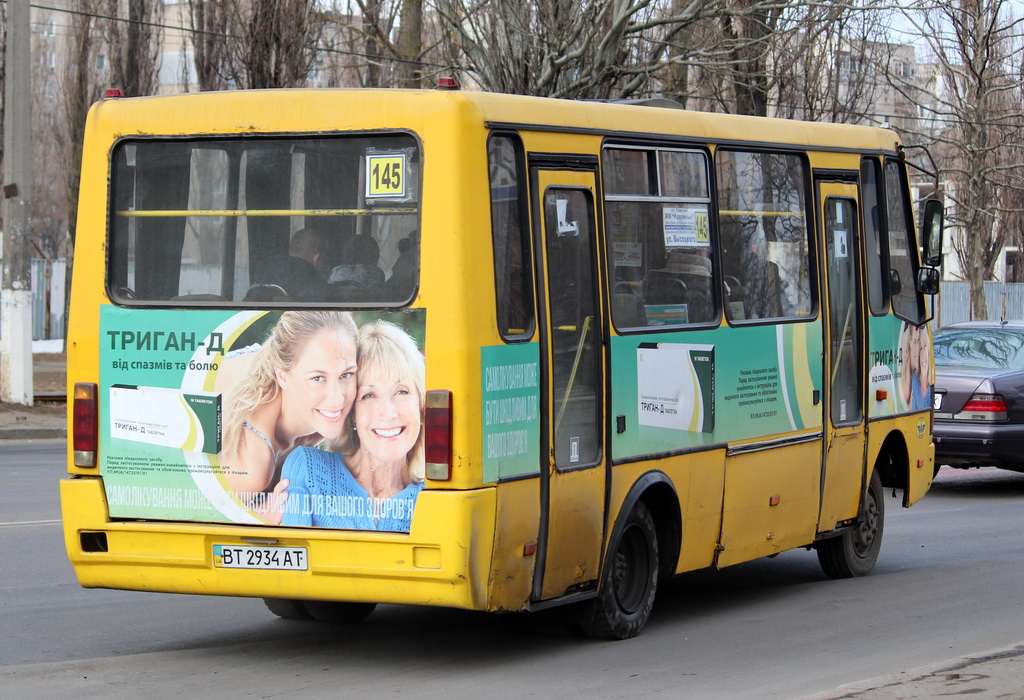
[867,315,933,418]
[99,306,427,532]
[481,343,542,483]
[610,321,823,459]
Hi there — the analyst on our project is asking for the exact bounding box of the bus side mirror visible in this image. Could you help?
[922,199,944,267]
[916,266,940,295]
[889,269,902,295]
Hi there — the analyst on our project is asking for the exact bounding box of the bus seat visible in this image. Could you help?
[644,277,687,306]
[170,293,227,302]
[251,254,325,300]
[328,263,385,301]
[243,284,288,302]
[612,282,647,327]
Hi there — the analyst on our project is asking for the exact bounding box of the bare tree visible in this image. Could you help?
[316,1,431,88]
[32,10,67,260]
[60,0,105,342]
[429,0,896,108]
[396,0,425,87]
[106,0,164,97]
[898,0,1024,318]
[431,0,668,98]
[187,0,232,91]
[232,0,325,89]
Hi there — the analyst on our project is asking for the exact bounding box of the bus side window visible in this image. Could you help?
[884,159,926,325]
[488,133,535,340]
[860,157,890,315]
[603,146,716,330]
[716,150,814,322]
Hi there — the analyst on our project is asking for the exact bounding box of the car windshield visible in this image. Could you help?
[933,327,1024,369]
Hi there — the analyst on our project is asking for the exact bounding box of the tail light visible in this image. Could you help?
[73,382,98,467]
[424,390,452,480]
[957,393,1008,421]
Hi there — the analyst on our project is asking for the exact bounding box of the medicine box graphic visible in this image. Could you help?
[109,385,222,454]
[637,343,715,432]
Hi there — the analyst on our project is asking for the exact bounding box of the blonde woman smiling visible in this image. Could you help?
[280,320,425,531]
[219,312,360,515]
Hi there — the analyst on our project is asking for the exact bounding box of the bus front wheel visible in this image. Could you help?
[580,501,659,640]
[817,470,885,578]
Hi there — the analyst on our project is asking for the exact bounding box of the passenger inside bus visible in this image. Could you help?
[247,227,334,302]
[641,248,715,325]
[329,234,386,301]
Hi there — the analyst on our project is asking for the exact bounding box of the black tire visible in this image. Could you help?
[817,470,885,578]
[302,601,377,624]
[580,501,659,640]
[263,598,314,620]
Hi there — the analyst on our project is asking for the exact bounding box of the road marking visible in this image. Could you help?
[0,519,61,528]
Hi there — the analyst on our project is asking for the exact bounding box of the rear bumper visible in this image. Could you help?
[933,420,1024,470]
[61,477,497,610]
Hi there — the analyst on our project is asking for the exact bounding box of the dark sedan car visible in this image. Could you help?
[933,321,1024,473]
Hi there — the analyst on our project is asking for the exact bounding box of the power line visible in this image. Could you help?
[19,0,455,69]
[10,1,1024,131]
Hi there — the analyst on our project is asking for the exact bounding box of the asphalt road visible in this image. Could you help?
[3,441,1024,699]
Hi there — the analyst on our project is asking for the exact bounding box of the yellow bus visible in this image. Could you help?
[61,87,943,639]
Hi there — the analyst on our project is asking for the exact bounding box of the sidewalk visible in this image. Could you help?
[0,343,67,440]
[806,642,1024,699]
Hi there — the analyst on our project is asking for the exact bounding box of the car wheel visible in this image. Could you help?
[580,501,658,640]
[817,470,885,578]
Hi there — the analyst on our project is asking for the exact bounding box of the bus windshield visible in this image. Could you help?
[109,134,421,306]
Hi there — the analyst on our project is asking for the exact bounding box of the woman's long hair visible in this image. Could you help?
[221,311,358,457]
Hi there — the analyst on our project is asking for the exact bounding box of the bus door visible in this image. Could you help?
[529,163,607,602]
[818,182,867,530]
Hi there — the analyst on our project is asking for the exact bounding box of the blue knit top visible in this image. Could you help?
[280,446,422,532]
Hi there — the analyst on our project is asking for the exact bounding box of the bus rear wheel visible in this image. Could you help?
[580,501,659,640]
[817,470,885,578]
[263,598,377,623]
[263,598,313,620]
[302,601,377,623]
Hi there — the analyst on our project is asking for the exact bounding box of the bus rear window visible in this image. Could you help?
[108,135,421,306]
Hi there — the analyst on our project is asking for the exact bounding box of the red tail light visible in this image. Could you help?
[959,393,1008,421]
[424,390,452,480]
[73,382,98,467]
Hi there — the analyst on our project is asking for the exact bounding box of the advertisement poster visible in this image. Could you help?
[611,322,822,459]
[637,343,714,432]
[100,306,426,532]
[867,316,933,417]
[481,343,541,482]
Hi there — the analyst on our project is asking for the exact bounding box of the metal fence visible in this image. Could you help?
[938,281,1024,327]
[16,261,1024,339]
[31,258,67,341]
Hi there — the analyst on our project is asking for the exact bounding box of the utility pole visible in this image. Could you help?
[2,0,34,406]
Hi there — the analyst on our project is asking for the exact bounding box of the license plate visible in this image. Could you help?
[933,393,944,410]
[213,544,308,571]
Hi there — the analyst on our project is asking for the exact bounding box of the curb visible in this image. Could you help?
[0,427,67,440]
[802,642,1024,699]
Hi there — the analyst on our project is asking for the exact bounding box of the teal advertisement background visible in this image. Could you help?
[99,306,426,525]
[481,343,541,482]
[611,321,823,459]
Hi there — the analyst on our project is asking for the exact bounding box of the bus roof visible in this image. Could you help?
[88,88,902,154]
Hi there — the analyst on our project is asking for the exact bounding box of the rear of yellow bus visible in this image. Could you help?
[60,89,502,617]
